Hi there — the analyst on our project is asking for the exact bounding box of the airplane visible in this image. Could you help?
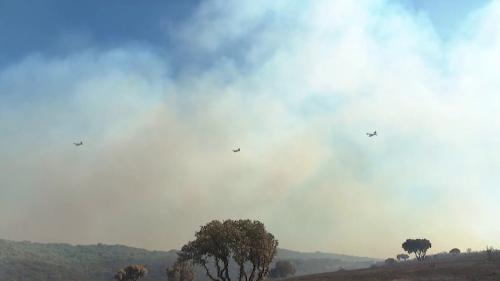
[233,148,240,152]
[366,131,377,137]
[74,141,83,146]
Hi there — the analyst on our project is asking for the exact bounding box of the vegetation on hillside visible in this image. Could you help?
[0,239,176,281]
[114,264,148,281]
[290,250,500,281]
[0,233,374,280]
[402,239,432,261]
[167,260,195,281]
[269,260,296,279]
[396,254,409,262]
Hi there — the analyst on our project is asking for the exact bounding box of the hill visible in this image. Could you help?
[0,239,377,281]
[277,248,374,262]
[288,251,500,281]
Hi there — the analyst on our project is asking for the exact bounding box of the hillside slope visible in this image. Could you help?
[288,252,500,281]
[0,239,377,281]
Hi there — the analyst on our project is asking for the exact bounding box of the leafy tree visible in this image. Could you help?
[449,248,460,255]
[114,264,148,281]
[384,258,396,266]
[269,260,296,278]
[396,253,409,262]
[402,239,431,261]
[167,260,195,281]
[179,219,278,281]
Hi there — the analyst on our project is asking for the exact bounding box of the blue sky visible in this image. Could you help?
[0,0,499,258]
[0,0,199,66]
[0,0,490,68]
[403,0,490,36]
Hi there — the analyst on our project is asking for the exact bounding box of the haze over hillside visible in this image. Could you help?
[0,239,378,281]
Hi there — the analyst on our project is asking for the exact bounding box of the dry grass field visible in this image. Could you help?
[288,252,500,281]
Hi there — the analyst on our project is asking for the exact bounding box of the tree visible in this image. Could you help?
[179,219,278,281]
[114,265,148,281]
[167,261,195,281]
[384,258,397,266]
[449,248,460,255]
[396,253,409,262]
[486,246,494,261]
[269,260,296,278]
[402,239,431,261]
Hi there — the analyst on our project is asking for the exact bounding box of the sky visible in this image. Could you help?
[0,0,498,258]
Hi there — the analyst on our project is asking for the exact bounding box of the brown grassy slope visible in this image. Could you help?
[287,253,500,281]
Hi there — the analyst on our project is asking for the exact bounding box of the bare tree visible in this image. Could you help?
[179,219,278,281]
